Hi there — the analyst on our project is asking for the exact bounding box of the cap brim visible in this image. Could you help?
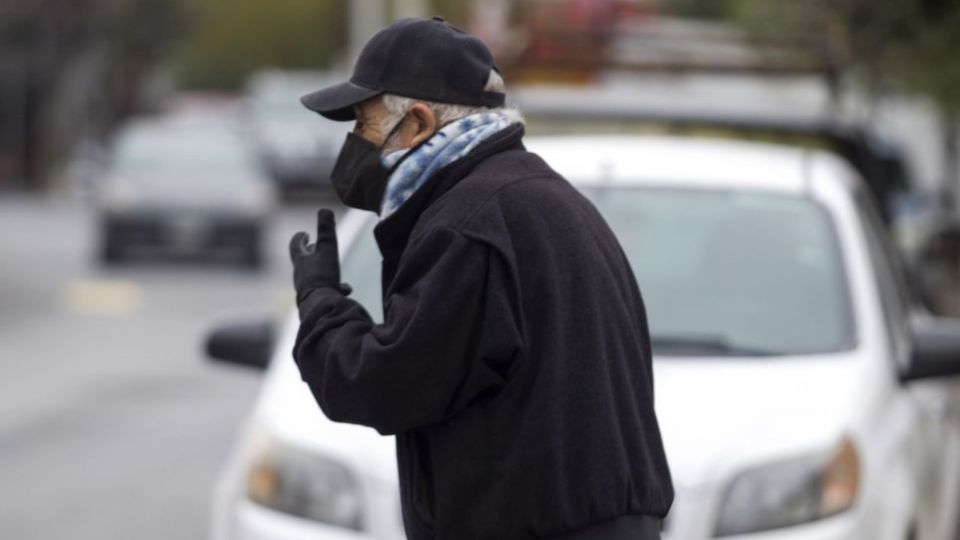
[300,81,382,121]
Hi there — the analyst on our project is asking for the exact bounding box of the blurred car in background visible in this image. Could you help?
[98,115,275,268]
[514,85,953,314]
[206,134,960,540]
[513,85,918,224]
[246,70,351,197]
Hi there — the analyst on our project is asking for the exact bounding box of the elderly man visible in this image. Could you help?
[289,17,672,540]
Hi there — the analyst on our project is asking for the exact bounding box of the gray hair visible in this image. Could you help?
[378,70,523,153]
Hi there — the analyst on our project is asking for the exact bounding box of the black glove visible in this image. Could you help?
[289,209,352,302]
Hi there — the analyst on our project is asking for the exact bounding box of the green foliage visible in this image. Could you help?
[660,0,730,19]
[173,0,348,90]
[719,0,960,195]
[427,0,470,27]
[897,2,960,116]
[724,0,960,114]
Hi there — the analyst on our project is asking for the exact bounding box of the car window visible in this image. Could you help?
[340,224,384,323]
[582,187,855,357]
[339,187,856,357]
[112,129,258,184]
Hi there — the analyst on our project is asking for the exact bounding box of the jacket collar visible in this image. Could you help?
[373,123,525,260]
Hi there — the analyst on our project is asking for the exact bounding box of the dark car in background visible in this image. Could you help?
[97,114,275,268]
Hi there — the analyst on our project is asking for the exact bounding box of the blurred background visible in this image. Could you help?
[4,0,960,539]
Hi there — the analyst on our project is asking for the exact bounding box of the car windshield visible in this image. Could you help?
[341,187,855,358]
[112,129,257,186]
[582,187,854,356]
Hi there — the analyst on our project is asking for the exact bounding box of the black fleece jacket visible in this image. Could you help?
[293,124,673,539]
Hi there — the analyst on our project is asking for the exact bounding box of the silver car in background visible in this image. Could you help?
[246,70,350,196]
[98,114,275,268]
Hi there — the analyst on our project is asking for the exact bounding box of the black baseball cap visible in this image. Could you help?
[301,17,505,121]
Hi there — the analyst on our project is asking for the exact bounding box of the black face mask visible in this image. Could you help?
[329,119,407,213]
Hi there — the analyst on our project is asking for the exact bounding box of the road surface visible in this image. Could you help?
[0,193,342,539]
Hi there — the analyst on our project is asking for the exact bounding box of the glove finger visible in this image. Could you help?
[314,209,339,259]
[315,209,336,242]
[288,231,309,260]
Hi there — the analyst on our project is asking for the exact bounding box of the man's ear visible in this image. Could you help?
[408,103,438,147]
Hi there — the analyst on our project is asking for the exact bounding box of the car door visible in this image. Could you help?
[855,187,960,540]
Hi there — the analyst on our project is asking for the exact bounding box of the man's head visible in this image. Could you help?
[301,17,517,154]
[351,69,507,154]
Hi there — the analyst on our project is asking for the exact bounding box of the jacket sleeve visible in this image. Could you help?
[293,226,523,435]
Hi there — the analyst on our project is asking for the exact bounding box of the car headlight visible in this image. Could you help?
[715,437,860,537]
[246,436,365,531]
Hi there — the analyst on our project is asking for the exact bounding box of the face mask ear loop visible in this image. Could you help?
[379,114,408,152]
[380,111,438,176]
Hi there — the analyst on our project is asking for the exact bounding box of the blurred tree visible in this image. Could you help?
[725,1,917,94]
[725,0,960,207]
[661,0,727,19]
[0,0,185,190]
[173,0,348,90]
[896,2,960,207]
[428,0,470,26]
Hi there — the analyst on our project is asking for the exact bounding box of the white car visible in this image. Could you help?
[207,134,960,540]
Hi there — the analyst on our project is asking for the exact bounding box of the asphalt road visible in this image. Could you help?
[0,193,342,539]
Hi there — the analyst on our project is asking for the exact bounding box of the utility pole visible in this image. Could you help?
[394,0,428,19]
[350,0,387,62]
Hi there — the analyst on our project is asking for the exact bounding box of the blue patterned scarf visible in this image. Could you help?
[379,110,522,218]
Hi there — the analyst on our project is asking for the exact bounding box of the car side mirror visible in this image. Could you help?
[205,319,275,370]
[902,317,960,382]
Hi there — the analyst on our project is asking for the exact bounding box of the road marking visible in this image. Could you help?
[63,280,142,316]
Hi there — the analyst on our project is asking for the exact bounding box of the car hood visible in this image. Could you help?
[257,316,869,490]
[652,353,866,490]
[255,320,398,484]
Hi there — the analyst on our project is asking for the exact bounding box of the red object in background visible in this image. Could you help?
[615,0,658,19]
[525,0,616,64]
[563,0,617,28]
[506,0,660,83]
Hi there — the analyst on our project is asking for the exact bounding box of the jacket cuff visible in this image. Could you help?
[297,286,344,321]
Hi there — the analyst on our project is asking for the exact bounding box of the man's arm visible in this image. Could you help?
[293,226,522,435]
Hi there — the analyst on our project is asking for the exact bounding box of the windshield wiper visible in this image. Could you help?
[650,333,779,357]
